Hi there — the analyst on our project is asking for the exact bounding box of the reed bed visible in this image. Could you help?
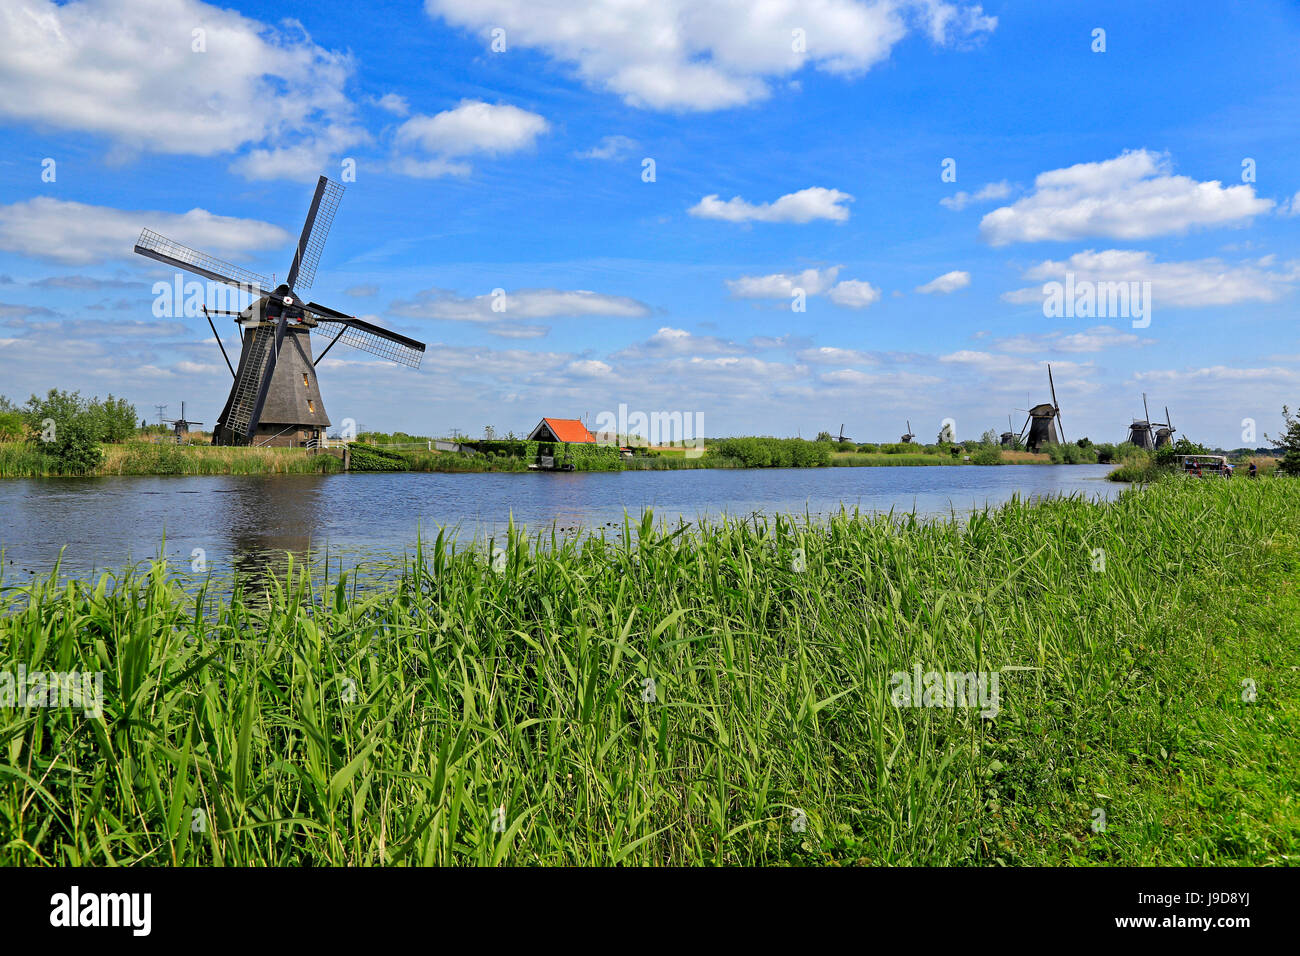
[1,478,1296,866]
[830,452,962,467]
[0,442,341,477]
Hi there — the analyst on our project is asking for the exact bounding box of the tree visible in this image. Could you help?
[814,430,834,443]
[1266,406,1300,476]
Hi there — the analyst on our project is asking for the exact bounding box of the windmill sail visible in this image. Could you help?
[306,305,425,368]
[286,177,344,291]
[134,229,272,293]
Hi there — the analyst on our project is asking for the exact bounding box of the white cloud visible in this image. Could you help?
[1002,249,1300,308]
[615,326,743,358]
[980,150,1274,245]
[690,187,852,224]
[994,325,1154,355]
[575,135,639,160]
[1279,191,1300,217]
[375,93,410,116]
[916,0,998,45]
[939,181,1010,211]
[425,1,995,111]
[391,99,549,178]
[726,266,841,298]
[567,359,614,378]
[827,279,882,308]
[916,270,970,294]
[0,197,290,266]
[390,287,651,321]
[796,346,880,366]
[0,0,363,178]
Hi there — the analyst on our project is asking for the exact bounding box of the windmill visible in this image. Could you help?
[900,420,916,443]
[134,176,425,447]
[837,423,853,444]
[1154,405,1176,448]
[1000,414,1016,447]
[1126,393,1156,450]
[162,401,203,442]
[1017,364,1065,452]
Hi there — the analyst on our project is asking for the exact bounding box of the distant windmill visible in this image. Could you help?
[1000,413,1016,447]
[162,401,203,442]
[134,176,425,447]
[900,419,916,443]
[1018,364,1065,452]
[837,423,853,444]
[1126,393,1157,450]
[1154,405,1176,448]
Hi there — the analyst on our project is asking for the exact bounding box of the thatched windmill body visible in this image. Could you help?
[1126,393,1157,450]
[1154,405,1176,448]
[1017,364,1065,453]
[134,177,425,447]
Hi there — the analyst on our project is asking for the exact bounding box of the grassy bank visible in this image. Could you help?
[0,442,342,477]
[831,452,962,466]
[2,478,1296,865]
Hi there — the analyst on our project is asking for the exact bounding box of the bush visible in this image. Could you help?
[971,446,1002,466]
[855,443,879,454]
[1269,406,1300,476]
[37,416,104,475]
[709,437,831,468]
[348,442,410,471]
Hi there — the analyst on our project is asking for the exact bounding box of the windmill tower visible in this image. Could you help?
[1018,364,1065,452]
[1126,393,1156,450]
[1000,414,1016,447]
[900,420,916,443]
[1154,405,1176,448]
[162,401,203,442]
[134,176,426,447]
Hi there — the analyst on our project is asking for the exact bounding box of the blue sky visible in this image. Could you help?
[0,0,1297,446]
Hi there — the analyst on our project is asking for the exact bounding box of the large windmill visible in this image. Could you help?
[900,420,916,443]
[134,176,425,447]
[1018,364,1065,452]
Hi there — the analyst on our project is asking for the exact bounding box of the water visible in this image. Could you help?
[0,465,1121,582]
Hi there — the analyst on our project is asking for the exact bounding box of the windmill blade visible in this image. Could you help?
[286,176,344,291]
[1018,415,1031,443]
[305,303,425,368]
[244,313,290,440]
[1166,406,1174,433]
[1047,363,1059,410]
[1055,410,1066,445]
[1142,392,1151,426]
[134,229,272,294]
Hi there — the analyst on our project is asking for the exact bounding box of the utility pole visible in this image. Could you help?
[155,403,168,426]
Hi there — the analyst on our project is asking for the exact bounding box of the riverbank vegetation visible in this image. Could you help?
[2,478,1296,865]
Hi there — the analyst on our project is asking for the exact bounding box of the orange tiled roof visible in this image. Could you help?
[540,418,595,443]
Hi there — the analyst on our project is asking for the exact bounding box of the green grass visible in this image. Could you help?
[1,478,1296,865]
[830,452,961,466]
[0,441,342,477]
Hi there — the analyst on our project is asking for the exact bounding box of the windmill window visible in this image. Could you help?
[302,374,309,387]
[308,400,315,413]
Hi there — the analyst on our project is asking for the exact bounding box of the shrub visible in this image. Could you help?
[971,446,1002,466]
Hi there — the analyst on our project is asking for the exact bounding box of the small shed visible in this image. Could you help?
[527,418,595,444]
